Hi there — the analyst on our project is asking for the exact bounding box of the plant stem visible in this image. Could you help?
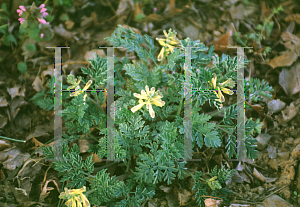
[0,135,26,142]
[216,125,235,136]
[6,31,27,61]
[217,125,233,128]
[176,99,183,116]
[43,0,49,5]
[88,97,105,114]
[210,104,233,117]
[125,157,131,173]
[6,137,54,184]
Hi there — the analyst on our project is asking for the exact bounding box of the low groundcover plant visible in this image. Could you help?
[34,25,274,206]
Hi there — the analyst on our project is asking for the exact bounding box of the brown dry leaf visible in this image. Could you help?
[279,61,300,96]
[268,32,300,68]
[268,159,278,171]
[213,31,235,54]
[78,138,90,153]
[133,2,144,21]
[84,49,106,62]
[39,179,60,203]
[11,187,29,203]
[268,50,298,68]
[260,1,272,22]
[231,170,249,183]
[0,140,10,151]
[41,66,54,88]
[178,189,192,206]
[16,158,44,200]
[7,85,26,100]
[80,14,94,27]
[280,0,297,15]
[163,0,183,17]
[95,29,115,45]
[21,38,37,61]
[261,118,267,130]
[0,147,30,171]
[140,13,164,22]
[275,101,299,125]
[30,137,44,150]
[250,104,264,115]
[0,114,8,129]
[204,198,222,207]
[65,20,75,30]
[281,31,300,50]
[252,167,266,182]
[0,165,5,182]
[159,185,172,193]
[122,25,141,34]
[25,123,54,141]
[229,3,256,20]
[92,153,102,163]
[32,77,43,92]
[53,24,78,42]
[0,96,8,107]
[285,14,300,24]
[116,0,134,25]
[166,185,180,207]
[9,96,27,122]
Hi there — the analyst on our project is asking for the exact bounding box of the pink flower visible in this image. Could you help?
[17,9,23,16]
[38,18,47,24]
[42,12,48,17]
[18,18,25,24]
[40,8,47,13]
[39,4,45,8]
[19,6,26,11]
[40,33,44,38]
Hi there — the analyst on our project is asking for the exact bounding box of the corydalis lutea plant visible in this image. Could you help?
[37,25,274,207]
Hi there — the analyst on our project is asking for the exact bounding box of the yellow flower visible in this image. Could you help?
[209,73,234,108]
[59,186,90,207]
[131,85,165,118]
[156,29,180,61]
[67,76,82,90]
[70,80,92,97]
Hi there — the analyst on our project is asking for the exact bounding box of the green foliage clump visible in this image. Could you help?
[35,25,274,206]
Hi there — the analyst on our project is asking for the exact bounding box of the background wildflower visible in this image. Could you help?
[18,18,25,24]
[40,8,47,13]
[38,18,48,24]
[19,5,26,11]
[42,12,48,17]
[16,9,24,16]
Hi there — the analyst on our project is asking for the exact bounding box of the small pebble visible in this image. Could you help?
[268,99,286,114]
[258,186,264,195]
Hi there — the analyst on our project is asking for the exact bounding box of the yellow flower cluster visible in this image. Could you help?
[67,77,92,105]
[131,85,165,118]
[59,186,90,207]
[156,29,180,61]
[209,73,235,108]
